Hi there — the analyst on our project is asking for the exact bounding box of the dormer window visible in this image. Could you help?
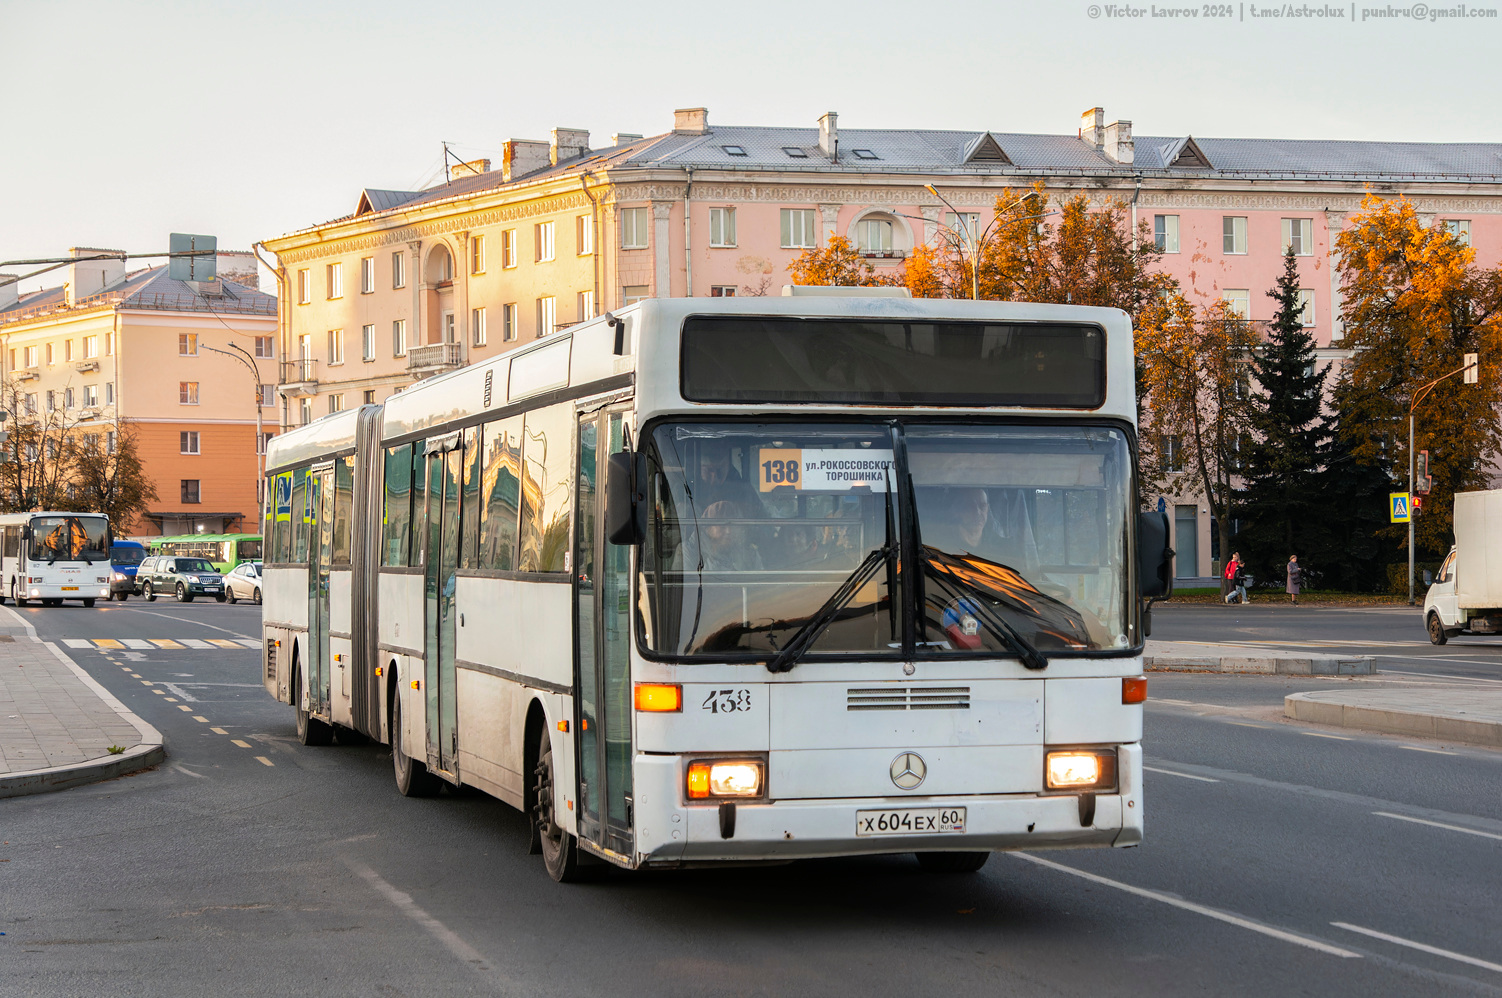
[782,147,808,158]
[851,149,879,160]
[722,145,748,156]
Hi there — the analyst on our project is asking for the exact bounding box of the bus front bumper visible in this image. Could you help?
[632,744,1142,864]
[21,584,112,600]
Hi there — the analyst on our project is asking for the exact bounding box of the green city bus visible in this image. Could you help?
[146,533,263,573]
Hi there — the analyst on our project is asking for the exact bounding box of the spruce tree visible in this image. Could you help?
[1235,247,1329,588]
[1306,378,1397,591]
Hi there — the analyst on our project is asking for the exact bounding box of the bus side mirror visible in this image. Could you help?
[1137,511,1174,600]
[20,526,30,541]
[606,451,646,545]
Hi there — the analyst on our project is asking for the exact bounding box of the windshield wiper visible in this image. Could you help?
[918,548,1048,670]
[765,542,895,674]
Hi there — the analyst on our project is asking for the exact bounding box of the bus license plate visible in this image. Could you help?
[856,807,966,836]
[61,586,79,591]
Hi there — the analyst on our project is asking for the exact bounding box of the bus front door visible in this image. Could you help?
[423,434,461,778]
[574,408,634,858]
[309,466,334,718]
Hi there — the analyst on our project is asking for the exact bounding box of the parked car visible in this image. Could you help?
[225,561,263,605]
[109,539,147,601]
[136,555,226,603]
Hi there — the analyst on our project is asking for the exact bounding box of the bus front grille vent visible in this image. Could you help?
[847,686,970,711]
[265,640,276,681]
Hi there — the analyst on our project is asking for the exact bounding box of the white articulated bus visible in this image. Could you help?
[0,511,114,607]
[261,295,1173,881]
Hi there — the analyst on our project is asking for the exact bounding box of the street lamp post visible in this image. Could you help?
[202,341,266,515]
[1406,354,1479,605]
[924,184,1038,301]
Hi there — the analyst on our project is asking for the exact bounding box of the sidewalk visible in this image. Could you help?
[1145,639,1375,675]
[0,609,164,798]
[1285,689,1502,748]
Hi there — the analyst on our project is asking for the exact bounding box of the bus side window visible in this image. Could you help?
[481,415,523,571]
[460,425,482,570]
[274,472,293,562]
[383,443,413,567]
[292,467,310,563]
[333,455,354,566]
[518,403,572,573]
[2,527,15,559]
[409,441,426,567]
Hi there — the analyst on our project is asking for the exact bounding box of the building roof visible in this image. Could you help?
[0,265,277,328]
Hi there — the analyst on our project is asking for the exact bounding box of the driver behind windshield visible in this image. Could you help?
[923,487,1040,576]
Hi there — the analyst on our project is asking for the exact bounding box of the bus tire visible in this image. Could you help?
[915,852,990,873]
[143,582,156,602]
[535,725,581,882]
[14,585,26,607]
[176,583,193,603]
[391,683,440,797]
[83,599,95,608]
[293,663,334,747]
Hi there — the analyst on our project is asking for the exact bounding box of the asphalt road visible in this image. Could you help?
[2,600,1500,997]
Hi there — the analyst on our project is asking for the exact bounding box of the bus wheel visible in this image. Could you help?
[294,666,334,747]
[83,599,95,608]
[14,585,27,607]
[143,581,156,602]
[534,726,581,882]
[391,688,439,797]
[916,852,990,873]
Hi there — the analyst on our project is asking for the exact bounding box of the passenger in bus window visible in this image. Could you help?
[698,501,764,572]
[695,440,760,512]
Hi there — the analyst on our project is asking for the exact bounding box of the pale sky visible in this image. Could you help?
[4,0,1499,293]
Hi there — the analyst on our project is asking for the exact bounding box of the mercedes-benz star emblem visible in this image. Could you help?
[890,752,927,790]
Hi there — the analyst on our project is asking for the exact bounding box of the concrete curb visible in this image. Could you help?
[0,603,166,799]
[1145,653,1375,675]
[1285,691,1502,748]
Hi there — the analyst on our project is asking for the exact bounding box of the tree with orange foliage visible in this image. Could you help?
[1335,194,1502,563]
[786,235,877,287]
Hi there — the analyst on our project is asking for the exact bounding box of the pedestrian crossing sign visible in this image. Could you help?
[1390,493,1411,523]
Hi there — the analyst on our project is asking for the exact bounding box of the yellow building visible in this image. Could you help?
[0,249,278,534]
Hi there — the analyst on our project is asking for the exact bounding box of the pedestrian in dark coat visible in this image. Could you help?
[1286,555,1302,605]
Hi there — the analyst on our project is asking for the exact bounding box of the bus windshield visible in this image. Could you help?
[638,422,1131,662]
[29,516,110,564]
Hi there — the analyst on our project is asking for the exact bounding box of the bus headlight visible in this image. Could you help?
[1045,750,1117,791]
[686,759,764,800]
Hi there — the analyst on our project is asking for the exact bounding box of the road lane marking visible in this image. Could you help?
[1144,765,1220,782]
[139,680,154,686]
[152,689,166,695]
[181,639,213,650]
[1227,721,1269,729]
[122,639,154,650]
[1372,811,1502,842]
[343,859,495,975]
[1332,923,1502,973]
[236,639,261,649]
[1381,668,1502,685]
[1012,853,1360,958]
[63,639,93,649]
[231,739,251,748]
[255,756,274,767]
[1302,732,1352,741]
[210,727,228,734]
[192,716,208,722]
[150,639,184,649]
[1399,745,1457,756]
[172,764,207,779]
[178,705,193,712]
[207,639,241,649]
[93,639,125,649]
[160,683,199,702]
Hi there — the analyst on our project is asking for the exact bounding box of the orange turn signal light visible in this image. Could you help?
[634,683,682,712]
[410,679,421,690]
[557,720,569,733]
[1122,677,1147,704]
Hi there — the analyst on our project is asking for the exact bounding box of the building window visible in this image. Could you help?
[64,387,74,409]
[709,207,737,247]
[577,290,594,320]
[363,389,376,405]
[24,393,36,414]
[503,303,517,341]
[84,384,98,407]
[330,393,344,413]
[45,390,55,412]
[856,218,894,254]
[537,296,556,337]
[361,256,375,293]
[22,346,36,368]
[180,381,199,405]
[298,268,310,303]
[946,213,980,242]
[622,285,649,306]
[257,431,275,454]
[83,335,98,358]
[1445,219,1471,246]
[1282,218,1313,256]
[105,382,114,404]
[105,332,113,355]
[392,252,406,288]
[781,208,817,249]
[299,398,312,425]
[179,333,197,356]
[362,324,376,361]
[1154,215,1180,253]
[472,307,487,346]
[443,312,456,344]
[1223,289,1250,320]
[577,215,594,256]
[621,207,649,250]
[64,340,73,362]
[327,262,343,299]
[259,383,275,407]
[471,235,485,274]
[501,229,517,268]
[709,286,737,297]
[181,480,201,504]
[298,332,313,361]
[254,336,274,358]
[1296,290,1316,326]
[106,431,116,454]
[535,222,555,262]
[1162,435,1184,473]
[393,319,407,357]
[45,343,54,365]
[180,431,200,454]
[1223,216,1248,255]
[328,329,344,365]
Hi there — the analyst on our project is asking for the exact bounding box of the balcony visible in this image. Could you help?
[74,359,100,373]
[279,358,318,397]
[407,342,465,379]
[15,367,39,381]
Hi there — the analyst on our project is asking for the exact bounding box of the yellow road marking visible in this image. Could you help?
[210,727,228,734]
[93,639,125,649]
[1302,731,1351,741]
[1227,721,1267,729]
[150,639,184,649]
[231,739,251,748]
[152,690,166,695]
[192,715,208,722]
[207,639,240,649]
[165,697,178,702]
[255,756,274,767]
[178,705,193,712]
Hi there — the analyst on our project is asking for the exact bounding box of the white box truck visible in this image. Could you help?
[1423,488,1502,644]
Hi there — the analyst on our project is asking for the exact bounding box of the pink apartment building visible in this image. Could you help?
[260,106,1502,578]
